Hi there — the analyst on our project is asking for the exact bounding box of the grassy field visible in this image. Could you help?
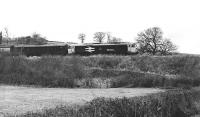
[0,85,163,116]
[4,88,200,117]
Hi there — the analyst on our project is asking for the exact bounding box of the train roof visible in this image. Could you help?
[70,43,133,47]
[12,44,68,48]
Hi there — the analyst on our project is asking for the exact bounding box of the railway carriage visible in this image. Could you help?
[10,44,68,56]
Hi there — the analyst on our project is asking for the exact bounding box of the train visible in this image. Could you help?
[0,43,137,56]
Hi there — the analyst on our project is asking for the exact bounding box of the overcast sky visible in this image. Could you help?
[0,0,200,54]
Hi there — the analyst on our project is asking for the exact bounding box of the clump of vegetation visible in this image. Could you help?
[9,90,200,117]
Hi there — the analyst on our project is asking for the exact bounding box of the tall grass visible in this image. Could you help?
[0,55,85,87]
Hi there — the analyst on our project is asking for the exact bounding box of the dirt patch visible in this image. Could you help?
[0,85,164,116]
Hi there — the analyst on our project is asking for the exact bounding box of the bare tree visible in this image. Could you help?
[78,33,86,43]
[93,32,106,43]
[4,28,11,44]
[106,32,112,43]
[31,33,47,45]
[106,32,122,43]
[159,39,177,55]
[0,32,2,44]
[4,28,9,37]
[136,27,177,55]
[107,37,122,43]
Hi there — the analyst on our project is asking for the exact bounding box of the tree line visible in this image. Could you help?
[14,33,48,45]
[78,32,122,44]
[0,32,47,45]
[79,27,177,55]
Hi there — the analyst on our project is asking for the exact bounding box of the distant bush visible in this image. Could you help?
[10,90,199,117]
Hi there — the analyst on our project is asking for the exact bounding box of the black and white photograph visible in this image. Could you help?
[0,0,200,117]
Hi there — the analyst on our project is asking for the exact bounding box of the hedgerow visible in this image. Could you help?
[9,89,200,117]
